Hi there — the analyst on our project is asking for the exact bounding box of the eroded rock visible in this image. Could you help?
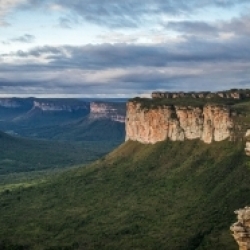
[126,102,234,144]
[231,207,250,250]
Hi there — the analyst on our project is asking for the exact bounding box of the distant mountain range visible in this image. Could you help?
[0,98,126,141]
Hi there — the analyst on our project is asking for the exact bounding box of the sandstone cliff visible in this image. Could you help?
[33,100,89,112]
[245,130,250,156]
[89,102,126,122]
[231,207,250,250]
[125,101,234,144]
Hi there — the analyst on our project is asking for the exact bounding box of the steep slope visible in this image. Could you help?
[0,139,250,249]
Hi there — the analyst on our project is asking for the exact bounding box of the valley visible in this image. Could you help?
[0,98,126,141]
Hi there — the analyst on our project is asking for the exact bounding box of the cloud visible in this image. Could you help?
[166,21,219,37]
[164,14,250,39]
[2,34,35,45]
[1,30,250,96]
[59,17,72,29]
[0,0,27,26]
[11,34,35,43]
[0,19,10,27]
[10,0,249,28]
[3,33,250,70]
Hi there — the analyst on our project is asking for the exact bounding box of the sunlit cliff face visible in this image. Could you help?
[125,102,233,144]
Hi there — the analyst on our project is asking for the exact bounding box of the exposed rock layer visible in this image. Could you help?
[231,207,250,250]
[245,130,250,156]
[90,102,126,122]
[125,102,234,144]
[33,101,88,112]
[152,89,250,100]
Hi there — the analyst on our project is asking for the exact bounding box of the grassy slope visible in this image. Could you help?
[1,140,250,249]
[0,131,120,175]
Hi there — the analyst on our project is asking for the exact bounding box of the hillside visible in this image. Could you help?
[0,131,117,175]
[23,117,125,141]
[0,139,250,249]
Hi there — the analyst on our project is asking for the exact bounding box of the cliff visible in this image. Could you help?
[231,207,250,250]
[125,101,234,144]
[245,130,250,156]
[33,100,89,112]
[89,102,126,122]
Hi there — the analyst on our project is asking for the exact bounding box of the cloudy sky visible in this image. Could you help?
[0,0,250,97]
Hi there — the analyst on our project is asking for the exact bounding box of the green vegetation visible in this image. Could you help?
[0,131,121,175]
[232,100,250,114]
[0,139,249,249]
[131,96,250,109]
[19,118,125,142]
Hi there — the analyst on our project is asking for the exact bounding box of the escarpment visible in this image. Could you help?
[126,101,234,144]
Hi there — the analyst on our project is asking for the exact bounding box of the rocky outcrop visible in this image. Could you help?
[245,142,250,156]
[89,102,126,122]
[202,105,233,143]
[245,130,250,156]
[231,207,250,250]
[152,89,250,100]
[33,101,89,112]
[125,102,234,144]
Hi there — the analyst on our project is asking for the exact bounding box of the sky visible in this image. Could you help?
[0,0,250,97]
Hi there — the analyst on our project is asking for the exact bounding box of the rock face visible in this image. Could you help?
[245,130,250,156]
[245,142,250,156]
[89,102,126,122]
[33,101,89,112]
[125,101,234,144]
[231,207,250,250]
